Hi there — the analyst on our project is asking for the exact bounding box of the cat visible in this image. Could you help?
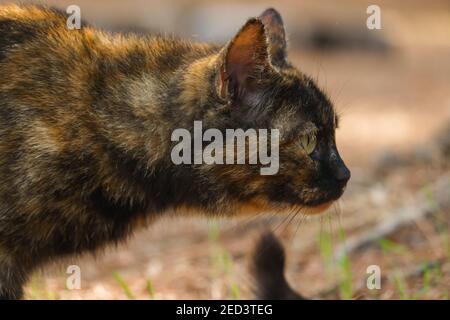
[251,231,305,300]
[0,4,350,299]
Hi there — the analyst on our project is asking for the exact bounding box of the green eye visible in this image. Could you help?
[298,133,317,155]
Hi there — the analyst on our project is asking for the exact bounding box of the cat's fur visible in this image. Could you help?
[251,231,305,300]
[0,5,350,299]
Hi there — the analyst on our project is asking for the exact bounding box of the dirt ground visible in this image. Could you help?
[11,0,450,299]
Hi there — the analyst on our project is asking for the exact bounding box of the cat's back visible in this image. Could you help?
[0,4,216,66]
[0,5,67,59]
[0,4,217,100]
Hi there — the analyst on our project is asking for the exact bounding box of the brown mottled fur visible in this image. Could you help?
[0,5,349,299]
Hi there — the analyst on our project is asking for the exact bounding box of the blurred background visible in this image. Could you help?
[2,0,449,299]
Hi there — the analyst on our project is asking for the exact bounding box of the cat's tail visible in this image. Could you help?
[250,231,306,300]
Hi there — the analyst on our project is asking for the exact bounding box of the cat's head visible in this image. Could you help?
[178,9,350,216]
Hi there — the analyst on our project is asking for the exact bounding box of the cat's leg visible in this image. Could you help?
[0,254,29,300]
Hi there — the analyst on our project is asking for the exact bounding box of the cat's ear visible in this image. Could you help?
[216,18,271,101]
[259,8,288,68]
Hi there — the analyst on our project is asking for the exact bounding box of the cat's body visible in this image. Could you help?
[0,5,350,299]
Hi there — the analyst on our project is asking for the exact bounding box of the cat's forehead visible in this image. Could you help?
[278,71,336,130]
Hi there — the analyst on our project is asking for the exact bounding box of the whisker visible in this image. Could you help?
[294,211,307,238]
[281,206,301,236]
[289,208,307,245]
[333,201,344,232]
[327,211,333,238]
[272,208,296,233]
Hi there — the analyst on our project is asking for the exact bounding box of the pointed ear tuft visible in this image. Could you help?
[259,8,288,68]
[217,18,270,100]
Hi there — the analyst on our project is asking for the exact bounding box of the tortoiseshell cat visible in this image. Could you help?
[0,5,350,299]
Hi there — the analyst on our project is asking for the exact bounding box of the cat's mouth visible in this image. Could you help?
[294,183,345,211]
[287,184,346,215]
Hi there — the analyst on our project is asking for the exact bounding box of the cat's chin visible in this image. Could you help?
[172,198,334,217]
[231,198,335,217]
[302,201,334,215]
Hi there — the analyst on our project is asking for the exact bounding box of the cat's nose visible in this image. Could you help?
[335,162,351,186]
[330,150,351,186]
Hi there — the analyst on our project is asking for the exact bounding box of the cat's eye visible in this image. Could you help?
[298,133,317,155]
